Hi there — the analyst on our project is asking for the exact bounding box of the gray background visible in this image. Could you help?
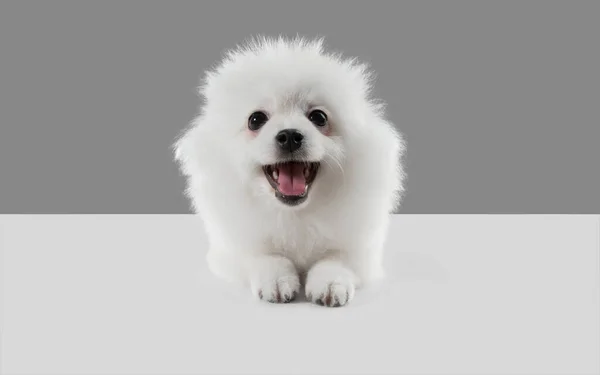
[0,1,598,214]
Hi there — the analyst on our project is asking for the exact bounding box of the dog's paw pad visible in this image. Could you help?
[256,275,300,304]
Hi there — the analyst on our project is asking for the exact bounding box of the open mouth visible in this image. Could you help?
[262,161,320,206]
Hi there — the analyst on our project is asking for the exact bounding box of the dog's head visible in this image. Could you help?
[175,37,403,211]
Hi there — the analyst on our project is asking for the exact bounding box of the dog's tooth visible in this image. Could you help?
[304,168,309,178]
[273,169,279,180]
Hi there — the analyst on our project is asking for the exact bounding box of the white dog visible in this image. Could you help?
[174,36,405,307]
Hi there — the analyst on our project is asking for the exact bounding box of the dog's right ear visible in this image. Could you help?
[172,115,215,177]
[173,134,187,164]
[172,121,199,177]
[172,127,188,163]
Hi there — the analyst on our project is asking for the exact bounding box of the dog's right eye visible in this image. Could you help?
[248,111,269,131]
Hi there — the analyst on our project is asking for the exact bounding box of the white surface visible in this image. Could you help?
[1,215,599,375]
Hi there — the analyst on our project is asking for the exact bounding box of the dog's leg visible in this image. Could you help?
[305,258,359,307]
[247,254,300,303]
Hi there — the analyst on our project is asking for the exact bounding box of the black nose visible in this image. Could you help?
[275,129,304,153]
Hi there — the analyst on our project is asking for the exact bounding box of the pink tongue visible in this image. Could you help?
[278,163,306,196]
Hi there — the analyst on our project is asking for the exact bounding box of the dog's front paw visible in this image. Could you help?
[249,255,300,304]
[306,280,354,307]
[256,274,300,303]
[305,261,357,307]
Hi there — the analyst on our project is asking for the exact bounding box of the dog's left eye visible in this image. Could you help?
[308,109,328,127]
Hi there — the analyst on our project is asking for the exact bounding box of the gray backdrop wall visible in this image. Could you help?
[1,1,598,214]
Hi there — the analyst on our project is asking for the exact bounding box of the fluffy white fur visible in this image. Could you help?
[174,36,405,307]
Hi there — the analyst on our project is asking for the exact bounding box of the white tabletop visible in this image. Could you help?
[2,215,599,375]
